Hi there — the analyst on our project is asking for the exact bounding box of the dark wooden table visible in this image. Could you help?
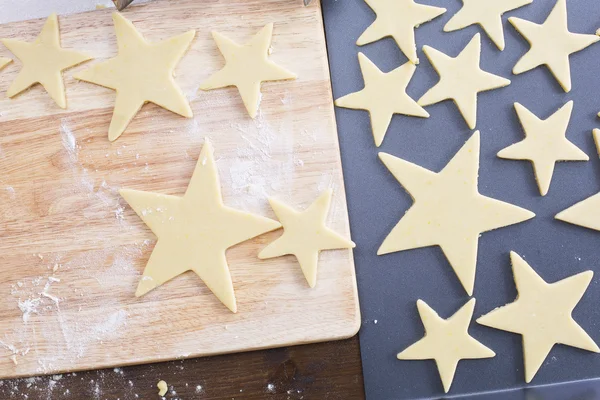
[0,336,364,399]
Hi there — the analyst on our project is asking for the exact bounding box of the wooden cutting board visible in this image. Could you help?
[0,0,359,379]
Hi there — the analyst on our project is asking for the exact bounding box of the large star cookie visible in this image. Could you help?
[120,140,281,313]
[378,131,534,295]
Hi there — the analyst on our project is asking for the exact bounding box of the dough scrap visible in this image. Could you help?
[74,12,194,141]
[334,53,428,147]
[2,13,92,108]
[555,129,600,230]
[357,0,446,64]
[477,252,599,383]
[200,23,296,118]
[509,0,599,92]
[418,34,510,129]
[444,0,532,51]
[497,101,588,196]
[258,189,355,288]
[157,380,168,396]
[378,131,535,295]
[397,299,495,393]
[119,140,281,313]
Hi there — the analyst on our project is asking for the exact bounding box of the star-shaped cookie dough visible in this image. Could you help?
[418,34,510,129]
[74,13,194,141]
[356,0,446,64]
[509,0,600,92]
[477,252,599,383]
[2,13,92,108]
[555,129,600,231]
[397,299,495,393]
[498,101,588,196]
[200,23,296,118]
[444,0,532,51]
[119,140,281,313]
[378,131,535,295]
[334,53,429,147]
[258,190,355,288]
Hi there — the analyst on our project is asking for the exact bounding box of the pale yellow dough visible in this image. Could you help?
[477,252,599,383]
[0,57,11,70]
[157,380,168,396]
[334,53,428,147]
[2,13,91,108]
[75,13,194,141]
[418,34,510,129]
[509,0,600,92]
[555,129,600,231]
[200,23,296,119]
[444,0,532,51]
[357,0,446,64]
[258,190,355,288]
[498,101,588,196]
[378,131,534,296]
[397,299,494,393]
[119,140,281,313]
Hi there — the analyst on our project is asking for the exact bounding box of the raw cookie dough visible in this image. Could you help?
[119,140,281,313]
[200,23,296,118]
[509,0,600,92]
[74,13,194,141]
[378,131,535,295]
[418,34,510,129]
[356,0,446,64]
[2,13,91,108]
[444,0,532,51]
[555,129,600,230]
[258,189,355,288]
[0,57,11,70]
[477,252,599,383]
[157,380,168,396]
[334,53,429,147]
[497,101,588,196]
[397,299,495,393]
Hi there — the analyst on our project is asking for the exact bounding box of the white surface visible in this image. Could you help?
[1,0,115,24]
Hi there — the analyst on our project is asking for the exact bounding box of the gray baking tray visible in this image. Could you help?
[321,0,600,398]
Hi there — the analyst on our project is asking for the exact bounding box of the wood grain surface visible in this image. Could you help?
[0,337,365,399]
[0,0,359,379]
